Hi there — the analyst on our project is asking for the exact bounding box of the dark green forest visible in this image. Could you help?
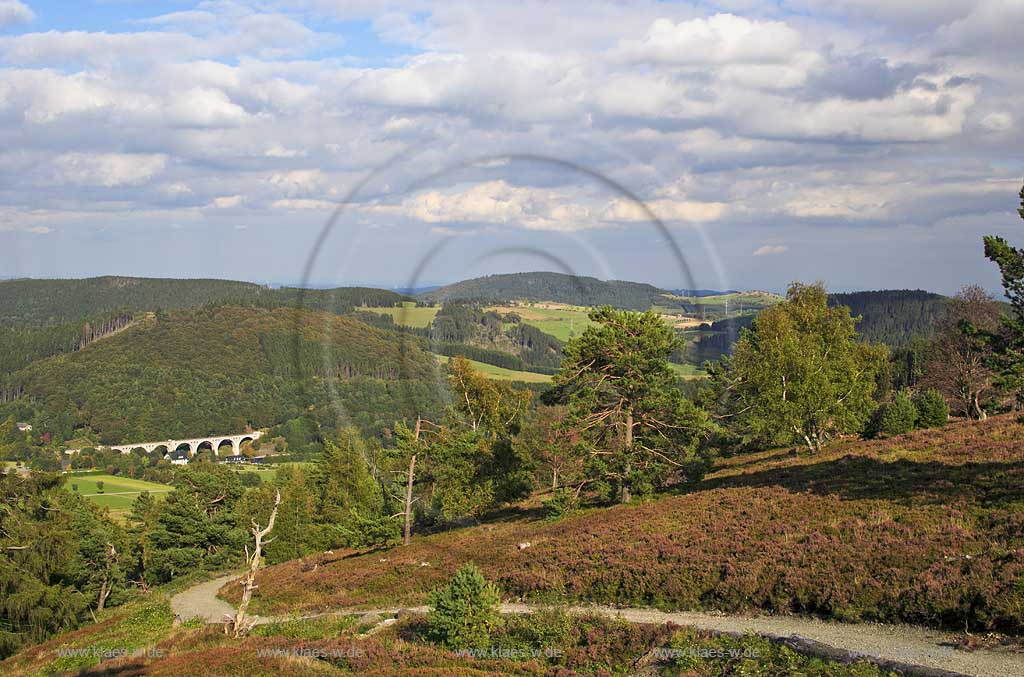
[0,306,446,446]
[828,290,948,346]
[0,276,413,326]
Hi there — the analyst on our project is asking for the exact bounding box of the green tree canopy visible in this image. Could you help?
[981,182,1024,405]
[716,283,887,453]
[550,306,712,503]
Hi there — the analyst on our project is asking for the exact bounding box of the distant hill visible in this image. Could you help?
[686,289,947,364]
[421,271,670,310]
[0,277,412,326]
[828,290,947,346]
[670,288,740,297]
[0,305,444,444]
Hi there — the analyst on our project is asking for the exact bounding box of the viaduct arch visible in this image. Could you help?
[64,431,264,459]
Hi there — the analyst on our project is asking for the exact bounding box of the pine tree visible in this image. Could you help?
[427,563,503,650]
[913,389,949,428]
[879,392,918,436]
[314,429,387,547]
[981,181,1024,407]
[550,306,712,503]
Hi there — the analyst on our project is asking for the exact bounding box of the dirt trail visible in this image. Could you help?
[171,576,1022,677]
[170,575,238,624]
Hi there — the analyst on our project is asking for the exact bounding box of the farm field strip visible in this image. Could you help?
[434,354,552,382]
[486,303,601,341]
[359,305,439,328]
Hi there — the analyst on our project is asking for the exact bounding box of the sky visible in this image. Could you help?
[0,1,1022,295]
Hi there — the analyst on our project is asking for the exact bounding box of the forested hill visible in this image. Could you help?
[828,290,948,346]
[0,305,445,444]
[421,271,671,310]
[0,276,412,326]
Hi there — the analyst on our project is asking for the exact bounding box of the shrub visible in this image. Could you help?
[542,489,578,521]
[914,389,949,428]
[879,392,918,436]
[427,563,503,650]
[96,480,105,494]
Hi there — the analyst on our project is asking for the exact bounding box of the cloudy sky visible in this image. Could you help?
[1,0,1022,294]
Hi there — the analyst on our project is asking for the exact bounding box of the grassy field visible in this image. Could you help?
[226,464,277,482]
[67,473,172,517]
[435,354,552,383]
[657,291,782,321]
[487,303,598,342]
[669,361,707,379]
[490,301,713,340]
[233,415,1024,637]
[360,303,439,328]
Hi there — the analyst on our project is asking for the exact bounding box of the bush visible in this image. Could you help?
[879,392,918,436]
[427,563,503,650]
[914,389,949,428]
[542,489,578,521]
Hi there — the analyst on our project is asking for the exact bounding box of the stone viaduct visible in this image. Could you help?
[64,431,263,458]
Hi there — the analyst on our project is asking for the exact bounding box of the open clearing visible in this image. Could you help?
[487,302,598,341]
[67,473,172,517]
[669,361,706,378]
[360,304,439,328]
[434,353,552,383]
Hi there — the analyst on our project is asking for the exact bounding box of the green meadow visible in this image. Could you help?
[434,354,552,383]
[486,303,598,342]
[67,473,173,518]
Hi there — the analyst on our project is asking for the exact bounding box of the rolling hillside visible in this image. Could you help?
[829,290,947,346]
[0,305,446,444]
[231,415,1024,636]
[421,271,671,310]
[0,276,413,326]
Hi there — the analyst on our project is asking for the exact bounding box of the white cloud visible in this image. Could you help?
[603,197,728,223]
[165,87,249,127]
[264,144,305,158]
[616,14,804,65]
[369,181,599,232]
[54,153,167,187]
[209,195,244,209]
[0,1,33,27]
[0,1,1019,292]
[980,111,1013,132]
[271,198,334,210]
[266,169,327,197]
[752,245,788,256]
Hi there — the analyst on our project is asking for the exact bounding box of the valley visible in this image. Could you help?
[0,271,1015,677]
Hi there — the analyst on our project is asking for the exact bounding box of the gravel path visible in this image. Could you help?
[172,576,1023,677]
[171,575,239,624]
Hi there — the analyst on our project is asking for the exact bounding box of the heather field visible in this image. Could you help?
[1,599,893,677]
[228,416,1024,636]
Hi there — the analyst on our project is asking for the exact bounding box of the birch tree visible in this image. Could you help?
[723,283,887,453]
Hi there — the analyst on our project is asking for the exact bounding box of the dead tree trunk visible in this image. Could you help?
[96,542,117,612]
[229,490,280,638]
[403,453,417,546]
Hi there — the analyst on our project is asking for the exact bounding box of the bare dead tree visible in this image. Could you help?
[96,542,117,612]
[402,418,443,546]
[227,489,280,638]
[923,285,1002,419]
